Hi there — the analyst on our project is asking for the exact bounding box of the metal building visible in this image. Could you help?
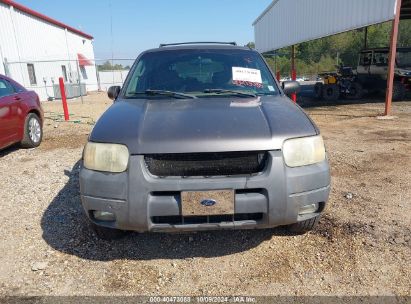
[0,0,97,101]
[253,0,411,115]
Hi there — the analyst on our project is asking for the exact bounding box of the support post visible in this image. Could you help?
[76,60,84,104]
[385,0,402,116]
[59,77,70,121]
[364,26,368,49]
[95,61,102,92]
[291,45,297,103]
[274,53,281,81]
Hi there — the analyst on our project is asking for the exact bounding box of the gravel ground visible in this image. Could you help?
[0,92,410,296]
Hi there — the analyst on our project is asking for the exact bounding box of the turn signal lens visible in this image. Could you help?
[93,211,116,222]
[299,203,319,215]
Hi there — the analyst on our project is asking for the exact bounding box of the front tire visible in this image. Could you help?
[393,81,406,101]
[314,82,323,99]
[347,82,364,100]
[322,84,340,101]
[286,215,321,234]
[90,223,129,240]
[21,113,42,148]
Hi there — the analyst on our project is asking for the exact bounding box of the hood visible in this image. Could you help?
[89,96,317,154]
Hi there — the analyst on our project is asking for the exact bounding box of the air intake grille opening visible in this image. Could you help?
[144,152,267,177]
[151,213,263,225]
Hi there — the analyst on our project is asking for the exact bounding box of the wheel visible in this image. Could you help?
[347,82,364,100]
[20,113,42,148]
[322,84,340,101]
[314,82,323,99]
[286,215,321,234]
[392,82,406,101]
[90,223,129,240]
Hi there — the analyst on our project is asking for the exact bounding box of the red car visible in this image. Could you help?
[0,75,43,150]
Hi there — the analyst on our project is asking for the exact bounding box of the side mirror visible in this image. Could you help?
[282,81,301,95]
[108,86,121,100]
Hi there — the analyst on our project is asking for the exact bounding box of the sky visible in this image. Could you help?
[14,0,273,60]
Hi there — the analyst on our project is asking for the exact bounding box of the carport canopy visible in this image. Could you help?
[253,0,410,53]
[253,0,411,115]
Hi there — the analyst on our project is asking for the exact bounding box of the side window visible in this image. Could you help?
[373,52,389,66]
[359,52,372,66]
[0,79,15,98]
[10,81,24,93]
[27,63,37,85]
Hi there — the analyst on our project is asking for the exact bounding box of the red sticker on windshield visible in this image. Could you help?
[233,80,263,88]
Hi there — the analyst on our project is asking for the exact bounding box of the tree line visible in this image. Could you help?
[97,61,131,71]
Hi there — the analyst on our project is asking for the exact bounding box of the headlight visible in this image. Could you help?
[83,142,129,173]
[283,135,326,167]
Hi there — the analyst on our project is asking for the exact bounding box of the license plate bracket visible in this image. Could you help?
[181,190,234,216]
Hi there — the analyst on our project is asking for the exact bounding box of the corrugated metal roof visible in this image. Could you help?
[253,0,398,53]
[402,0,411,19]
[0,0,93,40]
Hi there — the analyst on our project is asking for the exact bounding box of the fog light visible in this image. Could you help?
[299,203,319,215]
[93,211,116,222]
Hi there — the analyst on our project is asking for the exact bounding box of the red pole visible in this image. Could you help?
[58,77,70,121]
[276,71,281,82]
[291,45,297,103]
[384,0,402,116]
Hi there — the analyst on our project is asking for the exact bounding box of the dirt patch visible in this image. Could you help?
[314,214,379,243]
[104,263,158,293]
[39,134,89,151]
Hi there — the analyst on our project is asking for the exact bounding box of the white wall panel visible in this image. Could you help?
[254,0,397,53]
[98,70,130,91]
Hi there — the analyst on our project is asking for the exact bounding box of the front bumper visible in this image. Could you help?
[80,151,330,232]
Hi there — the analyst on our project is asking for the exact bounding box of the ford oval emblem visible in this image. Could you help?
[201,199,217,207]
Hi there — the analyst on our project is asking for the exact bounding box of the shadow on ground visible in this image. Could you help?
[297,83,411,108]
[41,161,285,261]
[0,143,21,158]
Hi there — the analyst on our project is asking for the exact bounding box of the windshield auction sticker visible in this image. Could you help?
[232,67,263,88]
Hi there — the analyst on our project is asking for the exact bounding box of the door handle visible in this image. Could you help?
[13,96,21,101]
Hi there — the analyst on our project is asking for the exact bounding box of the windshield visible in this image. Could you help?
[123,49,278,98]
[396,51,411,68]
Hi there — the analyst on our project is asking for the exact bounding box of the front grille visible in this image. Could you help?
[151,213,263,225]
[144,151,268,177]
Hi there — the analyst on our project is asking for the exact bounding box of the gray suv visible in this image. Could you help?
[80,42,330,240]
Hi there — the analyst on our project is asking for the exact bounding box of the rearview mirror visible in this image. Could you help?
[282,81,301,95]
[108,86,121,100]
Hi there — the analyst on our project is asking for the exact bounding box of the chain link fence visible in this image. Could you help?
[4,58,134,101]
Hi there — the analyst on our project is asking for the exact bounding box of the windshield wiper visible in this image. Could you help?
[203,89,257,98]
[126,90,197,99]
[145,89,197,99]
[256,92,277,96]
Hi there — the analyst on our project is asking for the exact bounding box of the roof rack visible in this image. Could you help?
[159,42,237,47]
